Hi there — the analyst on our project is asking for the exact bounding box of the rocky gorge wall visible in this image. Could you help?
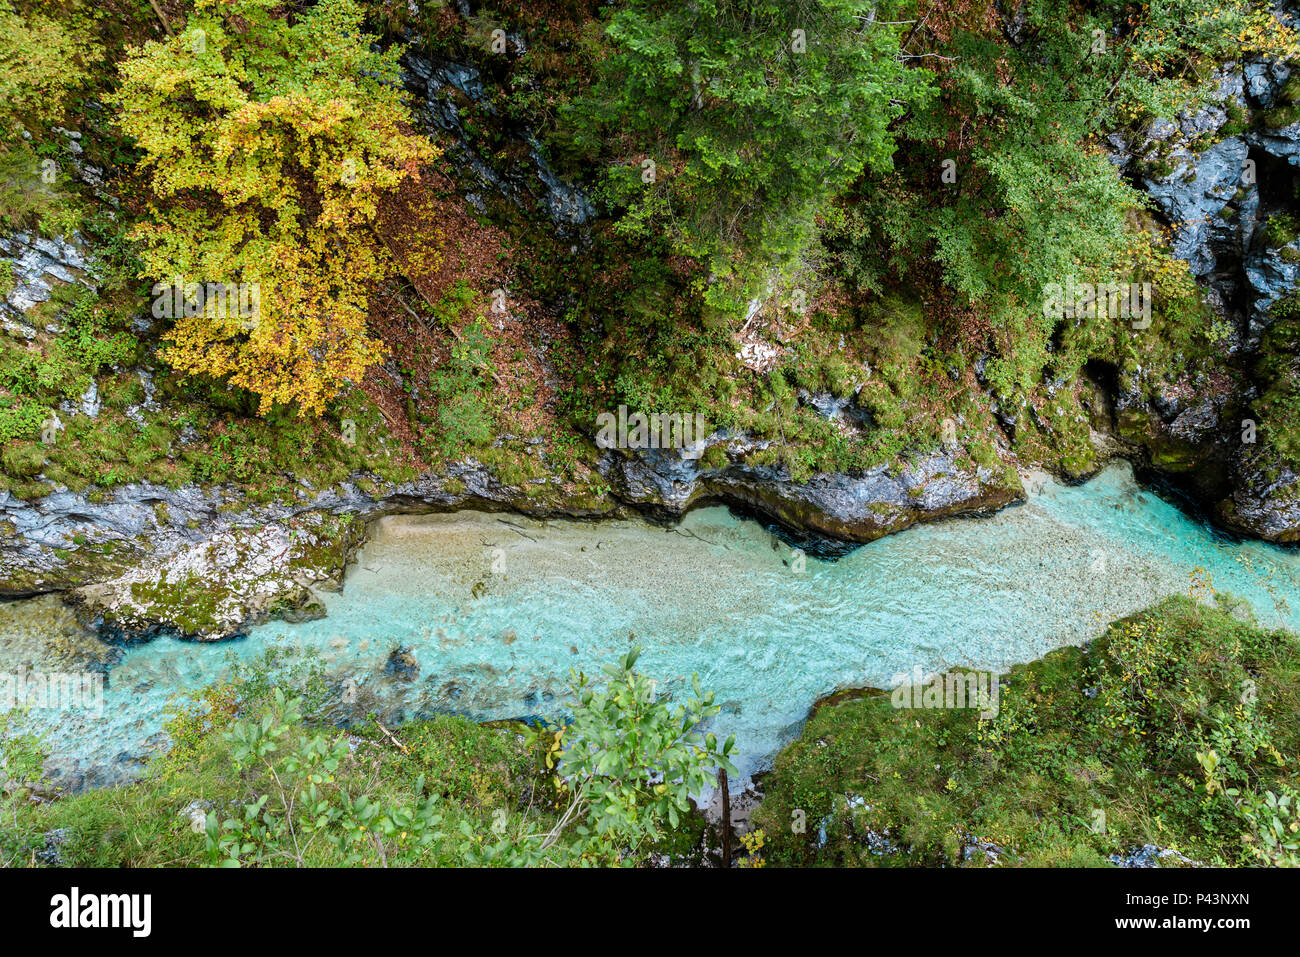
[1103,0,1300,539]
[3,13,1300,642]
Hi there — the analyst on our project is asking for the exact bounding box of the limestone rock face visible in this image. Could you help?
[0,231,94,336]
[1113,52,1300,341]
[1107,22,1300,541]
[0,465,613,634]
[598,437,1024,548]
[1220,457,1300,543]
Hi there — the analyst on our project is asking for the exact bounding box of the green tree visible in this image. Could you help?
[569,0,934,294]
[468,646,736,866]
[831,0,1298,396]
[200,648,733,867]
[0,0,100,134]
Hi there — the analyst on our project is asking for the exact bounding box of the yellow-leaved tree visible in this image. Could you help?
[116,0,436,414]
[0,0,100,130]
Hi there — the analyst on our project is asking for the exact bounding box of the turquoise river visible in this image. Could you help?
[2,462,1299,787]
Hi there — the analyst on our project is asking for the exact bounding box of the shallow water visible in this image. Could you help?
[3,462,1299,786]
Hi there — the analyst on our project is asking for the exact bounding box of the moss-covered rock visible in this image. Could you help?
[752,595,1300,867]
[68,513,367,640]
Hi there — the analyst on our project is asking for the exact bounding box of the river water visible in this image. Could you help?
[3,463,1298,788]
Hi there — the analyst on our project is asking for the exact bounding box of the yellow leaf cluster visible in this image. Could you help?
[115,0,438,415]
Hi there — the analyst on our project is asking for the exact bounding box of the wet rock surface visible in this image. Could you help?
[402,51,594,232]
[1103,18,1300,541]
[0,435,1025,633]
[600,440,1023,545]
[1219,458,1300,542]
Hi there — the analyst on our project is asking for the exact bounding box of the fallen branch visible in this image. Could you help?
[374,722,410,754]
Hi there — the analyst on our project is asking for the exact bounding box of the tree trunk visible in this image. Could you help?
[718,767,732,868]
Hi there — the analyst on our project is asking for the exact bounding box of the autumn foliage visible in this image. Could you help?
[116,0,436,414]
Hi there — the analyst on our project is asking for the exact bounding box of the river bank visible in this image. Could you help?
[3,461,1298,796]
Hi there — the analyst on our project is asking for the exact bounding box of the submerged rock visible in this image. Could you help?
[384,646,420,681]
